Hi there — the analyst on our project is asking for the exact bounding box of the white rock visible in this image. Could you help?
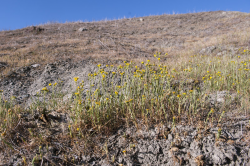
[78,27,88,32]
[31,64,40,68]
[63,93,72,101]
[139,18,144,22]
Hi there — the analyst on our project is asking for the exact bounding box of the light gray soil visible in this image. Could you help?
[0,59,98,106]
[2,110,250,165]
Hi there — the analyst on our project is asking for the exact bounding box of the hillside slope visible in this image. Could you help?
[1,11,250,74]
[0,11,250,165]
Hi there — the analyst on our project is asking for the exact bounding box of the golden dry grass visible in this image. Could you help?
[1,11,250,77]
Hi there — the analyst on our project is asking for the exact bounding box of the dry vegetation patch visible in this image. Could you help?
[0,11,250,165]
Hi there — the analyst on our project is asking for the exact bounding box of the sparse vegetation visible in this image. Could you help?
[0,11,250,165]
[1,49,250,164]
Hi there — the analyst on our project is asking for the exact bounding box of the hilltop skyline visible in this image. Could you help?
[0,0,250,30]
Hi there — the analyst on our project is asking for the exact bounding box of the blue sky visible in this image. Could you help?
[1,0,250,30]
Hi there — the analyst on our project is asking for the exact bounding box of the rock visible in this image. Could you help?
[63,93,72,101]
[139,18,144,22]
[212,148,228,165]
[148,141,160,154]
[25,26,44,33]
[31,64,40,68]
[216,50,227,56]
[208,91,237,106]
[200,46,217,54]
[168,134,173,141]
[78,27,88,32]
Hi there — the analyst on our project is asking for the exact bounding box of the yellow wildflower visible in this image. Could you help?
[95,102,101,105]
[1,132,6,137]
[74,77,79,82]
[41,87,49,92]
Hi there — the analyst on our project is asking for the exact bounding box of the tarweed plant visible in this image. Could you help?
[63,51,250,134]
[0,50,250,143]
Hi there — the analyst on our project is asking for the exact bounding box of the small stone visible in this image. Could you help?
[168,134,173,141]
[171,147,179,152]
[200,46,217,54]
[118,157,124,163]
[78,27,88,32]
[31,64,40,68]
[139,18,144,22]
[227,140,235,145]
[63,93,72,101]
[208,91,237,106]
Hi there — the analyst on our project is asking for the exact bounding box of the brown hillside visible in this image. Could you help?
[1,11,250,76]
[1,11,250,165]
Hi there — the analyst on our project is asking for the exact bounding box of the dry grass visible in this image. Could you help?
[0,11,250,165]
[1,11,250,77]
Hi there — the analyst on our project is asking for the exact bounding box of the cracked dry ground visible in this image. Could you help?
[1,107,250,165]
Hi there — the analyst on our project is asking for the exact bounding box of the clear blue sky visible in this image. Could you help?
[1,0,250,30]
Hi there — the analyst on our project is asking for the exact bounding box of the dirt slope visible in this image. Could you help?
[1,11,250,75]
[1,11,250,104]
[1,11,250,165]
